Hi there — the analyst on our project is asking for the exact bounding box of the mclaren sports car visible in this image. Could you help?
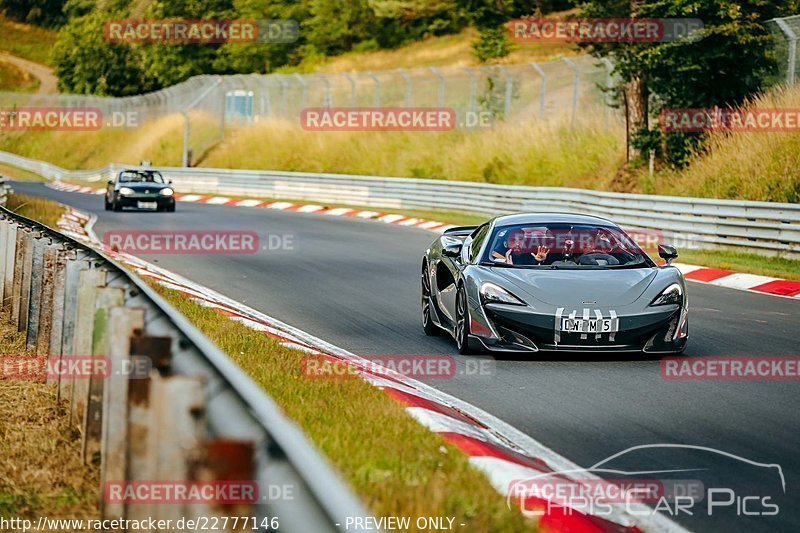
[421,213,688,354]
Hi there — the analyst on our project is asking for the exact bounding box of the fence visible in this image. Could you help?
[1,150,797,258]
[768,15,800,86]
[0,202,371,530]
[0,55,615,166]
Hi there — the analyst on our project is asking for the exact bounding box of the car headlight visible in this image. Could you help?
[118,187,134,195]
[159,188,174,196]
[651,283,683,306]
[480,282,526,306]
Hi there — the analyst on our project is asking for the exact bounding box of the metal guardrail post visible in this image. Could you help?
[70,267,107,426]
[16,229,34,332]
[0,218,8,307]
[343,73,357,108]
[365,71,380,107]
[463,67,477,116]
[562,58,580,126]
[34,241,59,353]
[101,306,145,520]
[25,235,45,348]
[529,62,547,116]
[319,74,333,108]
[396,68,412,108]
[82,285,124,463]
[3,222,18,313]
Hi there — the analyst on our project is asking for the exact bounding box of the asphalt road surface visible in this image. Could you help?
[13,181,800,533]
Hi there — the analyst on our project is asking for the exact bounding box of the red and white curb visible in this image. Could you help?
[57,207,686,533]
[674,264,800,299]
[46,181,457,234]
[46,180,800,301]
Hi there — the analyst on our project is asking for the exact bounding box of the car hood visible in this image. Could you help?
[119,182,168,191]
[492,267,659,307]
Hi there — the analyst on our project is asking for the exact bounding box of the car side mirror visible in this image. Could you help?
[658,244,678,265]
[168,180,173,184]
[107,179,113,185]
[442,243,463,258]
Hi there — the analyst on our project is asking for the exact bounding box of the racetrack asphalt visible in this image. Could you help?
[13,180,800,533]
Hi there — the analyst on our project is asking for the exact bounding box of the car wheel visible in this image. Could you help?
[166,203,175,212]
[421,264,442,336]
[112,198,122,212]
[104,197,111,211]
[455,286,473,355]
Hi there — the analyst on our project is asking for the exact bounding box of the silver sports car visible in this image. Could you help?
[421,213,688,354]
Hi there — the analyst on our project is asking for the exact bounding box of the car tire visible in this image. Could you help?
[421,264,442,336]
[166,203,175,212]
[112,199,122,212]
[455,286,474,355]
[104,197,111,211]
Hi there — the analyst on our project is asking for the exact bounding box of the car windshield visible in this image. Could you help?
[119,170,164,184]
[482,222,653,269]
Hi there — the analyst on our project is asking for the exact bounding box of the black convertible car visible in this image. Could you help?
[421,213,688,354]
[105,169,176,212]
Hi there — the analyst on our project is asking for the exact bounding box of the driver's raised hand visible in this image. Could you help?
[532,246,549,262]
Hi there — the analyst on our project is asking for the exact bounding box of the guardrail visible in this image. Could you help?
[1,149,798,258]
[0,203,371,530]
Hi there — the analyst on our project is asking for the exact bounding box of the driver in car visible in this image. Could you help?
[492,229,550,265]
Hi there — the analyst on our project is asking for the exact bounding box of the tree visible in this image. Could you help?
[54,11,153,96]
[579,0,800,166]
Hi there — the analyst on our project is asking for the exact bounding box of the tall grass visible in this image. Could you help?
[0,15,57,66]
[205,113,625,188]
[655,85,800,202]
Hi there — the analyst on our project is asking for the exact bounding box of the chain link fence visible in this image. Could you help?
[0,55,615,166]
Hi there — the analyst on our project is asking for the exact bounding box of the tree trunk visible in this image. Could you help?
[625,74,648,161]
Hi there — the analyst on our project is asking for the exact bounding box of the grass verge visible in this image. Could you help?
[4,192,66,229]
[0,59,39,92]
[0,16,57,66]
[150,283,533,531]
[0,315,99,524]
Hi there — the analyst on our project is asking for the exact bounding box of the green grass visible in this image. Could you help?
[148,281,533,531]
[4,192,65,229]
[0,163,47,182]
[0,59,39,92]
[0,310,99,522]
[0,15,57,66]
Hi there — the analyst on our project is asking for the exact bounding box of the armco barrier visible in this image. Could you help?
[1,149,798,258]
[0,205,372,531]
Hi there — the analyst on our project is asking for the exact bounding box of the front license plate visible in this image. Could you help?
[137,201,157,209]
[560,317,617,334]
